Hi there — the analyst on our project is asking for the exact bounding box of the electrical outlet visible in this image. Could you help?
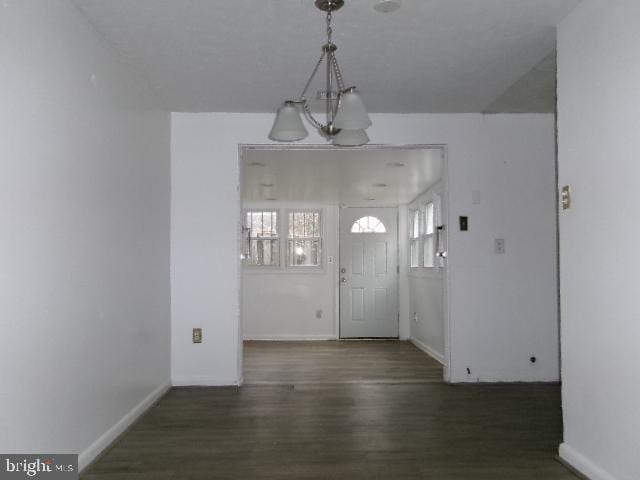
[193,328,202,343]
[413,312,418,322]
[494,238,505,254]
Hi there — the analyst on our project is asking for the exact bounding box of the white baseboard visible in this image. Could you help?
[243,334,338,341]
[410,337,445,365]
[559,443,619,480]
[79,381,171,472]
[171,375,240,387]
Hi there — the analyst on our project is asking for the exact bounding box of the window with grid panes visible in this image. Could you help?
[422,202,436,267]
[245,210,279,266]
[288,211,321,267]
[410,209,421,268]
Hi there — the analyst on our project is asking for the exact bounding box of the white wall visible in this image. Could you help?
[242,204,338,340]
[0,0,171,470]
[407,184,446,364]
[558,2,640,479]
[171,112,558,385]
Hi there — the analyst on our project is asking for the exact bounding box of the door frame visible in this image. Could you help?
[237,144,451,382]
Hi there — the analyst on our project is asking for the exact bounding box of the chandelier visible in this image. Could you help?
[268,0,372,146]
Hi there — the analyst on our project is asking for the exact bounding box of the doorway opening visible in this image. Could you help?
[238,144,450,383]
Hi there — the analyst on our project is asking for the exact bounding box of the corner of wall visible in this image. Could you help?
[79,381,171,472]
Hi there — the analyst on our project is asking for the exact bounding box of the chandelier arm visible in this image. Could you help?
[326,40,334,127]
[302,103,325,130]
[299,50,327,101]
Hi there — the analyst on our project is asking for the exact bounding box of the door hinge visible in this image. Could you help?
[397,265,400,274]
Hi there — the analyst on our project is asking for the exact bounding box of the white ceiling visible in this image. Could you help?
[484,49,557,113]
[73,0,580,113]
[241,147,442,206]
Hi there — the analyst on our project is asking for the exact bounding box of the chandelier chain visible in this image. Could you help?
[302,102,324,130]
[298,9,343,130]
[330,52,345,92]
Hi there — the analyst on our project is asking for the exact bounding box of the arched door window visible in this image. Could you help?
[351,216,386,233]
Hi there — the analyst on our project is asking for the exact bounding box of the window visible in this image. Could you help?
[410,209,420,267]
[423,202,436,267]
[245,210,279,266]
[243,208,325,270]
[288,211,321,267]
[425,202,435,235]
[410,197,441,269]
[351,216,386,233]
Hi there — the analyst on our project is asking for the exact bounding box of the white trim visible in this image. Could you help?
[410,337,446,365]
[334,206,341,340]
[559,443,619,480]
[171,376,241,387]
[79,381,171,472]
[243,334,338,341]
[441,146,452,383]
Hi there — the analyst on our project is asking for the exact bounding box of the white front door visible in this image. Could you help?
[339,208,399,338]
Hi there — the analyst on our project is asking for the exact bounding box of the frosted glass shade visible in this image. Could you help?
[333,128,370,146]
[334,90,372,130]
[269,103,308,141]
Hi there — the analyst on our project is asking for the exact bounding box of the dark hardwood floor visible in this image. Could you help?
[82,341,575,479]
[243,340,444,384]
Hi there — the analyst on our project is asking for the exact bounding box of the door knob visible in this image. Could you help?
[341,277,347,283]
[340,268,346,274]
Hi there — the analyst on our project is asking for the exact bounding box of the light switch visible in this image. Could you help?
[561,185,572,210]
[193,328,202,343]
